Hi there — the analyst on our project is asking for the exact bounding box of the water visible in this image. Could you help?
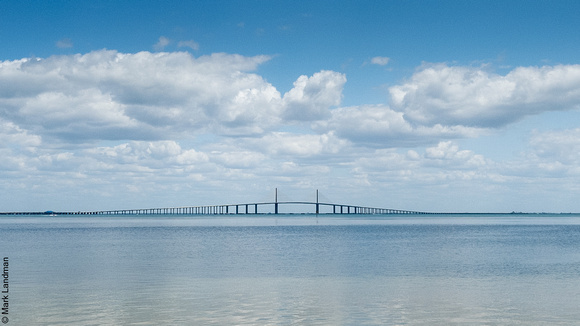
[2,214,580,325]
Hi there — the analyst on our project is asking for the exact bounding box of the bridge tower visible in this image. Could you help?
[275,188,279,214]
[316,189,319,215]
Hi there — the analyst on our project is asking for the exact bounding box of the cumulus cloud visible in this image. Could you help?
[77,140,215,188]
[389,63,580,127]
[0,50,291,142]
[360,142,487,172]
[4,50,580,212]
[2,53,576,153]
[0,50,355,144]
[529,128,580,166]
[349,141,491,194]
[10,51,577,153]
[282,70,346,121]
[315,104,485,147]
[209,150,265,169]
[309,62,580,149]
[258,132,348,157]
[0,118,42,148]
[423,141,487,168]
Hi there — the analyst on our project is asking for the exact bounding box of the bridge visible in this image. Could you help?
[1,189,432,216]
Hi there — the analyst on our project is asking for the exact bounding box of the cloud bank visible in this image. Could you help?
[2,50,580,211]
[0,51,343,145]
[390,63,580,127]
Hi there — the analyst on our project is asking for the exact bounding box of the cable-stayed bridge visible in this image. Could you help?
[1,189,432,216]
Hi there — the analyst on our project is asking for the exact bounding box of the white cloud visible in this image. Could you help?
[0,50,284,142]
[0,50,348,142]
[258,132,348,157]
[154,36,171,51]
[389,63,580,127]
[178,40,199,51]
[529,128,580,167]
[56,38,73,48]
[282,70,346,121]
[423,141,487,168]
[353,142,488,177]
[370,56,390,66]
[3,50,580,212]
[209,151,265,169]
[315,104,485,147]
[0,118,41,148]
[82,140,214,178]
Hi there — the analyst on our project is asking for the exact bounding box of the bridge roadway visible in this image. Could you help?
[1,201,431,216]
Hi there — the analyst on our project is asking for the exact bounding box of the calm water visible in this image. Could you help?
[1,214,580,325]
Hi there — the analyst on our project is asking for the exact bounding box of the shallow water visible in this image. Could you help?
[2,214,580,325]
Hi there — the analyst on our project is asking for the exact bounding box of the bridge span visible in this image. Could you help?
[1,201,430,216]
[92,201,429,215]
[1,190,433,216]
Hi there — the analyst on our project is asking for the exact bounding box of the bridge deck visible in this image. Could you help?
[0,201,432,216]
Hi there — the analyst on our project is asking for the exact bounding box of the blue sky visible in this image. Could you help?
[2,1,580,212]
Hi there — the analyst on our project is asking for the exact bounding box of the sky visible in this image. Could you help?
[2,0,580,213]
